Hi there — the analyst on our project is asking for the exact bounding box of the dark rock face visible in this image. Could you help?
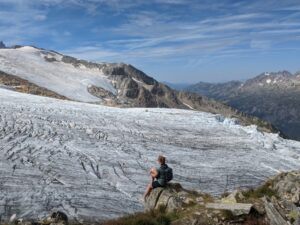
[103,64,156,85]
[0,41,6,48]
[186,71,300,140]
[0,71,68,100]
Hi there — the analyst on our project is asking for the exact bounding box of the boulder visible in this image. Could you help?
[205,202,253,216]
[221,190,245,204]
[252,200,266,215]
[144,183,185,213]
[262,197,289,225]
[144,187,164,211]
[39,211,68,225]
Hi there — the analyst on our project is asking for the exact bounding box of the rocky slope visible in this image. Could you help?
[0,88,300,223]
[102,171,300,225]
[0,44,277,133]
[187,71,300,141]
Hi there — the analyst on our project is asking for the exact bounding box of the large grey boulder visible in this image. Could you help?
[221,189,245,204]
[144,187,164,211]
[205,203,253,216]
[144,183,185,213]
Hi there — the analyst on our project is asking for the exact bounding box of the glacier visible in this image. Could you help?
[0,88,299,222]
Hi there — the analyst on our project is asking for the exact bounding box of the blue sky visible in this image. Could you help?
[0,0,300,83]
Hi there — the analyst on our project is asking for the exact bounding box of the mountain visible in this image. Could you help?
[0,41,6,48]
[187,71,300,140]
[0,45,277,133]
[0,87,299,222]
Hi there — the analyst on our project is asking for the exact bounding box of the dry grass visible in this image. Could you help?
[99,207,174,225]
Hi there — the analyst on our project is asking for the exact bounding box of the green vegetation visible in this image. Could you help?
[241,180,277,200]
[289,210,299,223]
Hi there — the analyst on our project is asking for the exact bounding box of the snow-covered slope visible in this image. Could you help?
[0,46,116,102]
[0,45,280,134]
[0,88,299,222]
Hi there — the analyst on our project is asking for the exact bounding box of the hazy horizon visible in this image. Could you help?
[1,0,300,83]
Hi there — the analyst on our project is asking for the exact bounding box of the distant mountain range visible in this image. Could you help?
[162,82,191,90]
[186,71,300,141]
[0,44,277,134]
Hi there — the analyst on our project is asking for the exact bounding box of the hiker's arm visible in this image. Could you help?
[150,168,158,178]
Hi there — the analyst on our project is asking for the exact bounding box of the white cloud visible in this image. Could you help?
[34,14,47,21]
[1,0,300,68]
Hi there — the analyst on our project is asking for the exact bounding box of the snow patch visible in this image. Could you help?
[132,77,143,84]
[18,46,39,53]
[182,102,194,110]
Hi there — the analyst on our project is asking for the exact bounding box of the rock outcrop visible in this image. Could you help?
[8,171,300,225]
[142,171,300,225]
[144,183,185,213]
[206,203,253,217]
[262,197,289,225]
[265,171,300,225]
[271,171,300,204]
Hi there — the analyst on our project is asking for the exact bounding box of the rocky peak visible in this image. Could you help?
[241,70,297,89]
[0,41,6,48]
[246,70,291,82]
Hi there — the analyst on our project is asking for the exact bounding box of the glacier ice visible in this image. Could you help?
[0,88,299,222]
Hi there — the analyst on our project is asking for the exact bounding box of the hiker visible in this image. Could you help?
[143,155,173,199]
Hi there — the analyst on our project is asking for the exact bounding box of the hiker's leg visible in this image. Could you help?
[143,183,153,199]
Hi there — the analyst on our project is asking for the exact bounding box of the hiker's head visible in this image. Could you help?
[157,155,166,165]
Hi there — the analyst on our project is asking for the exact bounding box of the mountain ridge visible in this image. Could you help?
[186,70,300,140]
[0,44,278,134]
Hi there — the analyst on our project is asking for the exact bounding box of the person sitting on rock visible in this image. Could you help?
[143,155,169,200]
